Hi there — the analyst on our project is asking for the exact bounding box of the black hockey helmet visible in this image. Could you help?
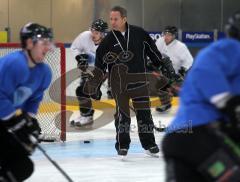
[163,26,178,36]
[91,19,108,32]
[20,22,53,48]
[225,11,240,40]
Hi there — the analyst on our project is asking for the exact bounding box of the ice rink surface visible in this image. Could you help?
[27,107,177,182]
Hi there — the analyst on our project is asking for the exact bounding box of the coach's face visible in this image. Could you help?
[110,11,127,32]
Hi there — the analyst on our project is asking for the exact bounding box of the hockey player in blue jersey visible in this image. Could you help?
[0,23,54,181]
[161,12,240,182]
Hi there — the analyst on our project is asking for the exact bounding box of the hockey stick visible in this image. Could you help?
[7,130,74,182]
[129,105,165,132]
[36,144,74,182]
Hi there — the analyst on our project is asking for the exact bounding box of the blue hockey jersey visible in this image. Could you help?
[168,38,240,132]
[0,51,52,119]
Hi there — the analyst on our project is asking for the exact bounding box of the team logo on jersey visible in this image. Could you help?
[118,51,134,62]
[103,52,118,64]
[103,51,134,64]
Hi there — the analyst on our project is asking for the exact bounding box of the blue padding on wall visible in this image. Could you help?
[182,32,214,43]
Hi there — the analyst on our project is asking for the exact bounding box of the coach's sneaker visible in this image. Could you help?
[145,146,160,158]
[117,149,128,160]
[156,103,172,113]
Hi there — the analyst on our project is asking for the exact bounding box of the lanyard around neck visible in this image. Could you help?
[112,24,130,52]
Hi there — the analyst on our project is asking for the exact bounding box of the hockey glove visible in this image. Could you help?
[91,88,102,100]
[219,95,240,124]
[161,57,177,80]
[217,95,240,142]
[146,59,161,72]
[75,54,89,71]
[178,66,187,77]
[2,113,41,154]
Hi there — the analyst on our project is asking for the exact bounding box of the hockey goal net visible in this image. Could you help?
[0,43,66,141]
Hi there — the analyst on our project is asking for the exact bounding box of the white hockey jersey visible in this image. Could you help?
[71,31,98,64]
[155,37,193,73]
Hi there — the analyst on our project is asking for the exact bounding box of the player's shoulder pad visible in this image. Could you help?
[80,31,92,38]
[11,51,29,69]
[156,36,164,44]
[224,38,240,48]
[73,31,91,43]
[176,40,189,49]
[5,51,29,79]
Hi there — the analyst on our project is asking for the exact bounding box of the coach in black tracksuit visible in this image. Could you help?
[94,6,176,156]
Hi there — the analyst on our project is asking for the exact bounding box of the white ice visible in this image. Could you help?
[26,107,177,182]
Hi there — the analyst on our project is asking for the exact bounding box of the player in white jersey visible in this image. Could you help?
[155,26,193,112]
[70,19,108,127]
[156,26,193,74]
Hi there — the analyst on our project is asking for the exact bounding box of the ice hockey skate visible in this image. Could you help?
[156,103,172,113]
[117,149,128,161]
[69,115,93,127]
[145,146,160,158]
